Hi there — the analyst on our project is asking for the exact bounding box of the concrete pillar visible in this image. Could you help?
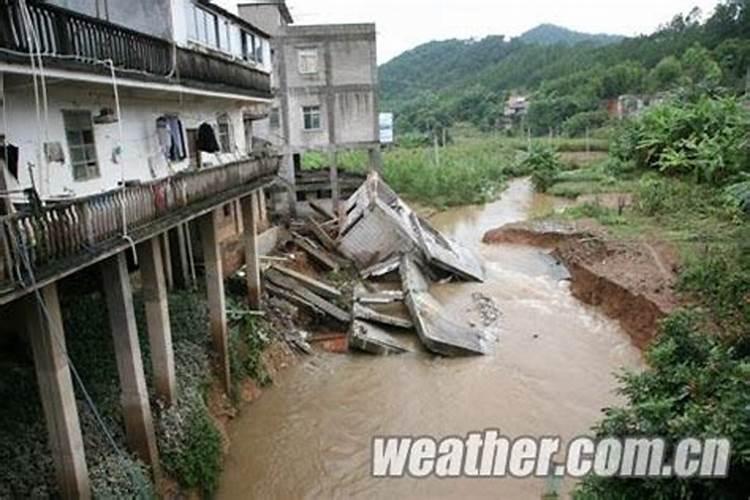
[100,254,160,474]
[241,194,261,310]
[138,236,177,406]
[24,284,90,500]
[198,209,231,393]
[368,147,383,175]
[330,151,340,216]
[160,233,174,290]
[168,224,191,289]
[256,189,268,231]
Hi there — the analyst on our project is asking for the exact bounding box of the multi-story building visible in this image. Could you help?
[238,1,381,212]
[0,1,280,497]
[0,0,273,204]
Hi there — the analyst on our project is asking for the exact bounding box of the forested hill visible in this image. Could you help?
[379,24,622,108]
[380,2,750,135]
[517,24,624,46]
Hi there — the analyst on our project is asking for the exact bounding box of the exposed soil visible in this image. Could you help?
[483,219,680,348]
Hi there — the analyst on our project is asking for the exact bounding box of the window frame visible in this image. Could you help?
[298,48,319,75]
[302,105,322,131]
[63,110,100,182]
[217,114,233,153]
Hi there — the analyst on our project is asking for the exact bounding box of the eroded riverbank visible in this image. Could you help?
[216,179,643,499]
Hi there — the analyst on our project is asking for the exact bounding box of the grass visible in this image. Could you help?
[299,133,608,208]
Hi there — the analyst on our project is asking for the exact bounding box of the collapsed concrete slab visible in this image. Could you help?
[400,256,494,356]
[349,320,411,355]
[337,174,485,282]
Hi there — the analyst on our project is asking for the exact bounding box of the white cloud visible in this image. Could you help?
[217,0,723,63]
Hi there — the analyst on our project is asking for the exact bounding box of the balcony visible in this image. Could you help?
[0,155,280,304]
[0,1,271,98]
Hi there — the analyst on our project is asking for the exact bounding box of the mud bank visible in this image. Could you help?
[484,220,679,348]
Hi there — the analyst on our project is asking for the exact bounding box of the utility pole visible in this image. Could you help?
[433,129,440,167]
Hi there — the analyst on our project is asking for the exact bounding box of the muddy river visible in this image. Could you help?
[217,179,643,499]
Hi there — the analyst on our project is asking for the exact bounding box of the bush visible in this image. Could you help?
[615,96,750,186]
[517,144,563,192]
[157,390,222,496]
[576,310,750,499]
[562,110,611,137]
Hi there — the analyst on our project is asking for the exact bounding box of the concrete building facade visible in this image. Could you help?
[238,2,381,211]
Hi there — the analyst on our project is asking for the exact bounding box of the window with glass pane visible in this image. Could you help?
[255,38,264,64]
[298,49,318,74]
[63,111,100,181]
[217,114,232,152]
[242,31,256,62]
[303,106,321,130]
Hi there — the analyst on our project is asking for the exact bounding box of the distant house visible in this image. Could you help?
[239,1,381,211]
[607,94,669,119]
[501,95,529,129]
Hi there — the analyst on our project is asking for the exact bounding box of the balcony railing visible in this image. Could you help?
[0,155,280,299]
[1,0,173,75]
[0,1,271,97]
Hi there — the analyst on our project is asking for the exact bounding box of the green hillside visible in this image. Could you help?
[517,23,624,46]
[380,2,750,136]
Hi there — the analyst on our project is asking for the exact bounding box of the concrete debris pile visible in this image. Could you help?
[262,173,493,357]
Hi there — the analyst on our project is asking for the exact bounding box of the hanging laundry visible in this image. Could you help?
[168,117,186,161]
[197,122,220,153]
[156,116,187,162]
[0,143,19,180]
[156,116,171,159]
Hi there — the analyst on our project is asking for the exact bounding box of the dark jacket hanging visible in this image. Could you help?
[197,122,220,153]
[0,144,19,180]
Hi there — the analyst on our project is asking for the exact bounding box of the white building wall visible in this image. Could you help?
[1,83,251,202]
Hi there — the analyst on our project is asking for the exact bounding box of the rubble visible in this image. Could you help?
[260,173,497,358]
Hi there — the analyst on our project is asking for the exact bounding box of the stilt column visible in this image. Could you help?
[241,193,262,309]
[101,253,160,474]
[198,209,231,393]
[24,284,91,499]
[138,236,177,405]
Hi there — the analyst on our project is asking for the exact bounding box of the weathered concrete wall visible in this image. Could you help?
[238,4,288,37]
[47,0,173,40]
[1,79,253,201]
[279,24,379,151]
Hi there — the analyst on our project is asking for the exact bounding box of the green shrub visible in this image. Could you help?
[616,96,750,186]
[576,310,750,499]
[157,390,222,496]
[518,144,563,192]
[562,110,611,137]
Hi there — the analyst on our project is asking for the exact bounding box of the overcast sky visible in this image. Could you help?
[218,0,723,63]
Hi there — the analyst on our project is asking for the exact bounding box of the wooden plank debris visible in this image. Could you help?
[265,268,351,323]
[291,232,341,272]
[355,289,405,305]
[306,216,338,253]
[349,319,411,355]
[359,254,401,279]
[353,303,413,329]
[271,265,342,300]
[308,199,336,221]
[400,256,493,356]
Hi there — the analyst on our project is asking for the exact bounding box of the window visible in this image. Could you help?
[241,31,256,62]
[255,38,264,64]
[269,108,280,129]
[217,114,233,152]
[63,111,100,181]
[298,48,318,74]
[302,106,321,131]
[188,3,221,50]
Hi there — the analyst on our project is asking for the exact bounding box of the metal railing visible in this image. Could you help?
[1,0,173,74]
[0,155,279,293]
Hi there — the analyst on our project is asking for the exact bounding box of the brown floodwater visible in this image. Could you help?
[216,179,643,500]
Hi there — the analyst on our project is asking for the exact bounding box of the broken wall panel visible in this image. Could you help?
[400,256,493,357]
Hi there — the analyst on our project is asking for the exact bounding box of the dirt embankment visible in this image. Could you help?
[484,220,680,348]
